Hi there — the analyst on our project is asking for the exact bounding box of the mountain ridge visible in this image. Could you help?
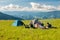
[1,11,60,20]
[0,12,23,20]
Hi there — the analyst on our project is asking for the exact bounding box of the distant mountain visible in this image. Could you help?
[2,11,60,20]
[0,12,23,20]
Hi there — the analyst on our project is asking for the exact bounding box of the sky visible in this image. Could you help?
[0,0,60,12]
[0,0,60,6]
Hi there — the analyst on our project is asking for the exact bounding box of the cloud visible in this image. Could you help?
[57,6,60,10]
[0,2,60,12]
[30,2,56,11]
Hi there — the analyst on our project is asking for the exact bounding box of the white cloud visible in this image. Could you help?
[57,6,60,10]
[0,2,60,12]
[30,2,56,11]
[30,2,41,9]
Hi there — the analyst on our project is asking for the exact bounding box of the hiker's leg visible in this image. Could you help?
[34,24,38,28]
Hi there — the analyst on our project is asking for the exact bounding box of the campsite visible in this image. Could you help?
[0,0,60,40]
[0,19,60,40]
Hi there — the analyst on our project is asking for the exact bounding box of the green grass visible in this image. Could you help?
[0,19,60,40]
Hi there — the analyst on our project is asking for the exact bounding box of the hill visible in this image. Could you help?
[0,19,60,40]
[2,11,60,20]
[0,12,23,20]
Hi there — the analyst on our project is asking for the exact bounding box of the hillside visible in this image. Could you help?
[0,12,23,20]
[2,11,60,20]
[0,19,60,40]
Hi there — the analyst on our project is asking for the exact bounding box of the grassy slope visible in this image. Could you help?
[0,19,60,40]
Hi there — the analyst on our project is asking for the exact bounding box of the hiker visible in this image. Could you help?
[46,22,52,28]
[30,19,36,28]
[29,19,39,28]
[30,20,34,28]
[30,19,45,29]
[30,19,47,29]
[34,19,39,28]
[38,21,45,29]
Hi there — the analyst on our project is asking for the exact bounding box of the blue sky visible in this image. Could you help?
[0,0,60,6]
[0,0,60,12]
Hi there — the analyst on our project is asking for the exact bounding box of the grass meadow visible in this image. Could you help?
[0,19,60,40]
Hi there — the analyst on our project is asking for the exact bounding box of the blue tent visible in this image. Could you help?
[12,20,24,26]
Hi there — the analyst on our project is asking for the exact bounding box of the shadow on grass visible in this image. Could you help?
[46,27,58,29]
[51,27,57,29]
[25,25,37,29]
[22,24,58,29]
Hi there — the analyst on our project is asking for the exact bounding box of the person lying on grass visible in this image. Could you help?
[29,19,45,29]
[37,22,46,29]
[29,18,39,28]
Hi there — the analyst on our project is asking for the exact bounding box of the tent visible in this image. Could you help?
[12,20,24,26]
